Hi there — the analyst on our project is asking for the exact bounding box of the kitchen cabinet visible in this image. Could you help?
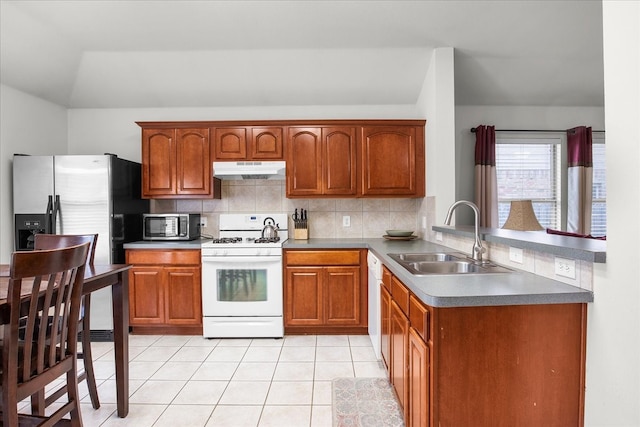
[284,249,367,334]
[213,126,284,160]
[360,125,425,197]
[138,119,424,199]
[138,124,221,199]
[286,126,357,197]
[390,299,409,421]
[126,249,202,335]
[380,271,392,370]
[381,266,587,427]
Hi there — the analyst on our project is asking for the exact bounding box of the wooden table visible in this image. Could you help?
[0,264,131,418]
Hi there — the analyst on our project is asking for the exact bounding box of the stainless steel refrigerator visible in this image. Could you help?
[12,154,148,337]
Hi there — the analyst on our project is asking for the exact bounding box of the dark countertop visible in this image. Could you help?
[284,238,594,308]
[432,225,606,262]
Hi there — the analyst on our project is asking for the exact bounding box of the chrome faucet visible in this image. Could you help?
[444,200,486,263]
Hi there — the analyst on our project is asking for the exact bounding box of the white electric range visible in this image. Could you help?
[201,213,288,338]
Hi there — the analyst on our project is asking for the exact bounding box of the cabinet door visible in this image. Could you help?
[165,266,202,326]
[380,284,392,371]
[325,266,361,325]
[176,128,211,196]
[284,267,323,325]
[391,300,409,418]
[408,327,429,427]
[361,126,424,196]
[323,127,357,195]
[251,127,284,159]
[287,128,323,196]
[129,266,165,325]
[213,127,248,160]
[142,128,176,197]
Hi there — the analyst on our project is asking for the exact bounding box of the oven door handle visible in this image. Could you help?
[202,255,281,264]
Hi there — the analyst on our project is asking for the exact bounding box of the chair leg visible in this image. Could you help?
[30,389,46,416]
[67,363,84,427]
[80,294,100,409]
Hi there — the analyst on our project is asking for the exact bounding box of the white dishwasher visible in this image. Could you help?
[367,251,383,359]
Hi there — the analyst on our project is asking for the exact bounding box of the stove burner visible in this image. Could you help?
[210,237,243,244]
[254,237,280,244]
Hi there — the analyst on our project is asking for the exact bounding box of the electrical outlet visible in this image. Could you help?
[422,216,427,229]
[436,232,443,242]
[200,217,207,228]
[554,257,576,279]
[342,215,351,227]
[509,247,523,264]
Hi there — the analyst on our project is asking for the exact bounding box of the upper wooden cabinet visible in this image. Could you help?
[213,126,284,160]
[360,126,425,197]
[286,121,424,198]
[138,119,424,199]
[287,126,357,197]
[139,124,220,199]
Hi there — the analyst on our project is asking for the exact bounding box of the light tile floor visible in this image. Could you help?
[29,334,386,426]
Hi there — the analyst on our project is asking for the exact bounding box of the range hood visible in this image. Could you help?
[213,161,286,180]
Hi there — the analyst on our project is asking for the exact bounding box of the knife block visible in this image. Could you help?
[294,227,308,240]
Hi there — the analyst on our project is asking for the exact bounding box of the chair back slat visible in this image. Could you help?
[5,243,89,383]
[33,233,98,266]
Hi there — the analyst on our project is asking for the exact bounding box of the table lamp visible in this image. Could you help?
[502,200,544,231]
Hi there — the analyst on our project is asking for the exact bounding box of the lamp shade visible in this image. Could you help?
[502,200,544,231]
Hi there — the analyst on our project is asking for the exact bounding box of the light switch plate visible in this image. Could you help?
[509,247,523,264]
[555,257,576,279]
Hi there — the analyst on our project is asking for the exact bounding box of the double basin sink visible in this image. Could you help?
[388,252,513,276]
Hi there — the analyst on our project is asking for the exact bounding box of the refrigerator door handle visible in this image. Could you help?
[52,195,60,234]
[46,195,54,234]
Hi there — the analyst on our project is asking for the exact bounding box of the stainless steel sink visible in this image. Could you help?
[391,252,464,262]
[388,252,513,276]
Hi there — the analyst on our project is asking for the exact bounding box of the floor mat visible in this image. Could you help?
[332,377,405,427]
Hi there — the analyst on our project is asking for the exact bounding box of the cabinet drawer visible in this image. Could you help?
[409,295,429,342]
[286,250,361,266]
[391,275,409,315]
[126,249,201,265]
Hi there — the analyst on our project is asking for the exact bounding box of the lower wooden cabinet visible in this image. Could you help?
[284,249,367,334]
[390,299,409,421]
[408,327,429,427]
[126,249,202,335]
[381,265,587,427]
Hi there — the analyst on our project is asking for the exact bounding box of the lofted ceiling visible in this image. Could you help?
[0,0,604,109]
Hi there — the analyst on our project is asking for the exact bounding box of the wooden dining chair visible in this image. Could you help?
[31,234,100,413]
[0,242,90,426]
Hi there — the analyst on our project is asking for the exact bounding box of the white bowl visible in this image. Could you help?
[385,230,414,237]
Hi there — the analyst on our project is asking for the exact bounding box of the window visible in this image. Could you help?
[496,135,562,229]
[591,138,606,236]
[495,132,606,236]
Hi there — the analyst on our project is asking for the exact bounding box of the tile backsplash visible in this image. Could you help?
[152,180,431,239]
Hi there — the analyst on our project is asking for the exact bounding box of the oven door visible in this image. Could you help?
[201,255,283,316]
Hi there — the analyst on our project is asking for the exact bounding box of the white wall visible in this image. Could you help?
[585,2,639,425]
[415,47,456,238]
[454,105,605,225]
[0,84,68,263]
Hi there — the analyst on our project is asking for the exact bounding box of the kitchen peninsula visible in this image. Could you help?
[284,235,594,427]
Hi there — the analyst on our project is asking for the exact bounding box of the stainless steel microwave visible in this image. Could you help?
[143,213,201,241]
